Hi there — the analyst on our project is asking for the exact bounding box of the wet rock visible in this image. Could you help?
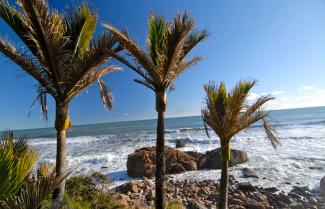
[242,167,258,178]
[288,203,304,209]
[176,139,186,148]
[263,187,279,193]
[278,193,293,204]
[186,200,208,209]
[238,182,256,192]
[290,186,312,197]
[245,200,265,209]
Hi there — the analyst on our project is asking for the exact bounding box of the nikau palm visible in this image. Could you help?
[104,12,208,209]
[0,0,120,207]
[201,80,280,209]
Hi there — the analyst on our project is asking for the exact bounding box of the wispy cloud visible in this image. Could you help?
[246,86,325,110]
[247,92,259,101]
[297,85,315,92]
[271,90,285,95]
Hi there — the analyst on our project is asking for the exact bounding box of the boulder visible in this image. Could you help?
[127,146,249,178]
[245,200,265,209]
[320,175,325,199]
[169,163,186,174]
[238,182,256,192]
[242,167,258,178]
[115,181,141,194]
[199,148,248,169]
[176,139,186,148]
[127,146,197,178]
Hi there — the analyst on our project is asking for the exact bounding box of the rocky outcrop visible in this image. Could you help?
[127,146,197,178]
[127,146,248,178]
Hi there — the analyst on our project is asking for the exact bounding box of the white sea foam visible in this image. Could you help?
[31,135,109,145]
[30,109,325,192]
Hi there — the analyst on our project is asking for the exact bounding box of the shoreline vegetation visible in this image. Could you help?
[0,0,324,209]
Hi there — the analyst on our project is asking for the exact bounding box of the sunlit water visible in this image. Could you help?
[13,106,325,192]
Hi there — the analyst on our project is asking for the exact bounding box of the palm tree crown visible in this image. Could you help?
[202,80,280,158]
[103,12,208,110]
[0,0,121,118]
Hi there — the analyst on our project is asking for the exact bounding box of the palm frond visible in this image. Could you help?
[134,79,155,91]
[167,56,202,83]
[180,29,209,60]
[263,117,280,148]
[148,14,167,66]
[67,66,120,101]
[103,23,156,79]
[98,79,114,109]
[0,170,68,209]
[0,0,37,56]
[163,12,194,78]
[0,38,57,97]
[0,131,39,200]
[65,4,97,58]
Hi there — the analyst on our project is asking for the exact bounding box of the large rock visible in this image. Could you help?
[127,146,248,178]
[127,146,197,178]
[176,139,186,148]
[198,148,248,169]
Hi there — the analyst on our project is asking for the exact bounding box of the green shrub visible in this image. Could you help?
[64,173,127,209]
[167,200,184,209]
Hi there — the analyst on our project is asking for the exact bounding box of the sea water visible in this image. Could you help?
[13,106,325,192]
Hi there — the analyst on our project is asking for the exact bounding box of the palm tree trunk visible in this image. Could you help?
[219,142,230,209]
[53,103,70,209]
[155,91,167,209]
[219,160,229,209]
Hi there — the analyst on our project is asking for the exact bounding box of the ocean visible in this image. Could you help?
[13,106,325,192]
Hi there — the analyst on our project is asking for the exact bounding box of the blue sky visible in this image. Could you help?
[1,0,325,130]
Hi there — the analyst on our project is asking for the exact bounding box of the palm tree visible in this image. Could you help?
[201,80,280,209]
[0,0,121,206]
[103,12,208,209]
[0,131,66,209]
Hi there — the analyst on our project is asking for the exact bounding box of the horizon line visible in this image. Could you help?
[9,105,325,132]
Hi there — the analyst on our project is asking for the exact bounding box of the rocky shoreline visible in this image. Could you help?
[113,177,325,209]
